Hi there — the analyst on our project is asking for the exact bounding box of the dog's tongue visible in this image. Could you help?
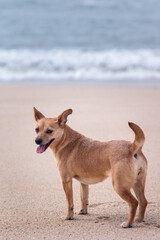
[36,145,46,154]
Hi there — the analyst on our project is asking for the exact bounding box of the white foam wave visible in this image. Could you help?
[0,49,160,82]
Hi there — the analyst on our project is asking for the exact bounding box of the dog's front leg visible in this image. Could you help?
[79,183,89,215]
[62,179,74,220]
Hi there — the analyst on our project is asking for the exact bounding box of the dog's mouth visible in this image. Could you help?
[36,138,55,154]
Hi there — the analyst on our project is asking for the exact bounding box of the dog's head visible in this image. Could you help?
[33,107,72,153]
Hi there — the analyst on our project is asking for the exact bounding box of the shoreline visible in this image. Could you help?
[1,78,160,87]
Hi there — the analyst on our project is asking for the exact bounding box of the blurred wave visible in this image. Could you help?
[0,49,160,82]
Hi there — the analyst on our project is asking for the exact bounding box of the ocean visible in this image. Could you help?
[0,0,160,85]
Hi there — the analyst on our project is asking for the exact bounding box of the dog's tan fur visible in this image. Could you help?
[33,108,148,228]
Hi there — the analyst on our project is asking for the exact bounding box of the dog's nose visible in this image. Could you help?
[35,138,42,145]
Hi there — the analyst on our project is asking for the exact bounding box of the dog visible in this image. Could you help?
[33,107,148,228]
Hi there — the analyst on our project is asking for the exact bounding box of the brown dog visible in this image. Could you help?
[33,108,148,228]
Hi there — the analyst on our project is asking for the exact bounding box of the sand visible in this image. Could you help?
[0,85,160,240]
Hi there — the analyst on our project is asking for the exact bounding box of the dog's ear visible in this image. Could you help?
[33,107,45,121]
[57,109,72,127]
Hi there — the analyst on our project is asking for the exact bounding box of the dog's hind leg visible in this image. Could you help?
[79,183,89,215]
[133,177,148,222]
[113,183,138,228]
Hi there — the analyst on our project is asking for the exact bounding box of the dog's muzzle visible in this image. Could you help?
[35,138,42,145]
[36,138,55,154]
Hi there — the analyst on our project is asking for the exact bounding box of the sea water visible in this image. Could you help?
[0,0,160,84]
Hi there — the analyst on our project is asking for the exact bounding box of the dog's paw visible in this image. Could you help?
[61,215,74,220]
[78,209,88,215]
[136,218,145,223]
[66,216,74,220]
[120,222,132,228]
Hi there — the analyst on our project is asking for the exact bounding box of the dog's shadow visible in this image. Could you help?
[89,202,107,208]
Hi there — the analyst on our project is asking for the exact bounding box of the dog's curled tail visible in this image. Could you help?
[128,122,145,155]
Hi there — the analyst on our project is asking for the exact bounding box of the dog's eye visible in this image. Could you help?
[46,129,53,134]
[35,128,39,133]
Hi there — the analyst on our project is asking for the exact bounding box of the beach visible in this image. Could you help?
[0,85,160,240]
[1,0,160,239]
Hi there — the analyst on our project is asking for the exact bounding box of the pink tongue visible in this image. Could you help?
[36,145,46,154]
